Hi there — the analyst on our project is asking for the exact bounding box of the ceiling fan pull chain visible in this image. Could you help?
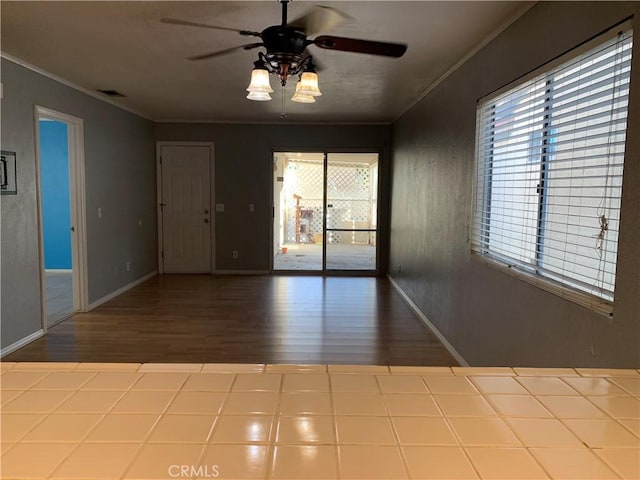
[280,84,287,118]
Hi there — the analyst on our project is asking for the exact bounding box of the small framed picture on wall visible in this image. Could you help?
[0,150,17,195]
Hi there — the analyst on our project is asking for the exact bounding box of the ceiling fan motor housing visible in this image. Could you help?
[262,25,308,72]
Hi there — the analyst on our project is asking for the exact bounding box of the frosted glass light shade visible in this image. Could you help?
[246,68,274,94]
[246,91,272,101]
[296,72,322,96]
[291,92,316,103]
[291,79,317,103]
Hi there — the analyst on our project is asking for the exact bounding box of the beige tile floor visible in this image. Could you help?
[0,362,639,479]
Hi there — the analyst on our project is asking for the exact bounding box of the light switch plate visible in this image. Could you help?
[215,203,224,212]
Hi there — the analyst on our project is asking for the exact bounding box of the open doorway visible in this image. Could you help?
[273,151,379,272]
[35,107,88,328]
[39,118,73,324]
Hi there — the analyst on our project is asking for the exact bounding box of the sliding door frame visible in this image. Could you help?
[271,147,383,276]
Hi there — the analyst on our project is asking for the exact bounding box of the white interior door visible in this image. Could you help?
[160,144,212,273]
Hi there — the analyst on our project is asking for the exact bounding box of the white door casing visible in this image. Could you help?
[34,106,89,332]
[158,144,213,273]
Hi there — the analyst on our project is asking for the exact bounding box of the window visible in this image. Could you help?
[472,28,633,309]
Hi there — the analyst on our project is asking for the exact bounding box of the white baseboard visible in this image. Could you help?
[88,271,157,311]
[1,329,45,357]
[45,269,72,273]
[213,270,269,275]
[387,274,469,367]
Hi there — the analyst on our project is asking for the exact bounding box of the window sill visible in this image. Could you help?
[470,253,614,318]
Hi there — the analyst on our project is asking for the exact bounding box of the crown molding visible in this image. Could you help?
[1,52,151,120]
[394,1,537,121]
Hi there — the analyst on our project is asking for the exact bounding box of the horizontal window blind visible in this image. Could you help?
[472,29,632,304]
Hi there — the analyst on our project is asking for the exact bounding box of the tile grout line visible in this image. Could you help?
[328,373,341,480]
[117,377,188,480]
[327,365,342,478]
[592,448,633,479]
[181,371,235,479]
[380,373,423,480]
[262,372,284,480]
[46,372,129,480]
[436,392,485,480]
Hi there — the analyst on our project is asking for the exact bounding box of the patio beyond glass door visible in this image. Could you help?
[273,152,325,271]
[273,151,378,272]
[325,153,378,271]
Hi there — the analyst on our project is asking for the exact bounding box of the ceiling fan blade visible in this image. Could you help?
[313,35,407,58]
[188,43,264,61]
[161,18,261,37]
[289,6,350,35]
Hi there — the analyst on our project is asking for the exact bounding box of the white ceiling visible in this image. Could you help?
[0,1,531,124]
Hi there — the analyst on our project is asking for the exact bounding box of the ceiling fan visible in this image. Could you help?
[161,0,407,103]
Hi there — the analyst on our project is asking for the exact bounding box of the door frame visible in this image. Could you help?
[156,141,215,274]
[34,106,89,332]
[270,147,383,275]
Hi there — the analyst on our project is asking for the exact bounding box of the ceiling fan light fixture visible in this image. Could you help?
[246,91,272,101]
[295,71,322,97]
[246,62,274,97]
[165,0,407,112]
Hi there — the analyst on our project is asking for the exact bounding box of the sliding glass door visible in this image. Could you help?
[325,153,378,271]
[273,152,324,271]
[273,151,379,273]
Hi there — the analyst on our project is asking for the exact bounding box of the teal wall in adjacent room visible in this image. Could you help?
[40,119,71,269]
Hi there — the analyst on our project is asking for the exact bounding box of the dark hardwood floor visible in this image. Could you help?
[5,275,457,365]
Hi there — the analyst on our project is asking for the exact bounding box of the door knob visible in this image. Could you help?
[204,218,209,223]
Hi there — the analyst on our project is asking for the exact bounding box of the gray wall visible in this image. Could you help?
[1,58,157,349]
[155,123,392,272]
[390,1,640,367]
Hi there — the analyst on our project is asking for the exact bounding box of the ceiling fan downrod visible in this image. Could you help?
[281,0,289,27]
